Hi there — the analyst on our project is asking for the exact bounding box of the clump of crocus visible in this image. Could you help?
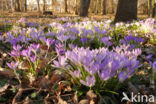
[53,46,140,95]
[7,61,21,83]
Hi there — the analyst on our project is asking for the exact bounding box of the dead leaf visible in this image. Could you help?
[90,99,95,104]
[27,73,35,85]
[86,90,97,99]
[23,96,33,104]
[57,96,67,104]
[34,76,50,89]
[0,84,9,93]
[18,61,30,70]
[50,74,62,84]
[78,99,89,104]
[0,70,15,78]
[57,83,64,95]
[73,92,78,104]
[64,86,72,92]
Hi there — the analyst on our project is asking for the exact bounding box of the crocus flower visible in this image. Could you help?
[146,54,153,61]
[80,76,95,87]
[10,39,18,45]
[81,37,88,43]
[9,50,21,57]
[118,71,128,82]
[21,48,31,57]
[101,37,112,46]
[53,56,67,68]
[29,43,40,51]
[70,69,81,78]
[153,61,156,70]
[44,38,55,48]
[7,61,19,69]
[13,44,22,51]
[55,43,66,55]
[30,55,37,62]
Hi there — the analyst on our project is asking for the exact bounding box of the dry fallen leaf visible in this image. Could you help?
[73,92,78,104]
[0,84,9,93]
[86,90,97,99]
[57,96,67,104]
[57,83,64,95]
[79,99,89,104]
[23,96,33,104]
[0,70,15,78]
[90,99,95,104]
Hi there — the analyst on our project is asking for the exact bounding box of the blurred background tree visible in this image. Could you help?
[0,0,155,21]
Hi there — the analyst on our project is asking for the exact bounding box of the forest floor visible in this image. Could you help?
[0,11,151,23]
[0,11,156,104]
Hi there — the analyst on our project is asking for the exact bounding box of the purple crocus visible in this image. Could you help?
[10,39,18,45]
[21,48,31,57]
[80,76,95,87]
[13,44,22,51]
[29,43,40,51]
[81,37,88,43]
[44,38,55,48]
[55,43,66,55]
[146,54,153,61]
[70,69,81,78]
[153,61,156,70]
[7,61,19,69]
[118,71,128,82]
[30,55,37,62]
[53,56,67,68]
[101,37,112,46]
[9,50,21,57]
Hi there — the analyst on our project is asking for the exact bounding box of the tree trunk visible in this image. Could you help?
[5,0,9,10]
[74,0,78,15]
[95,0,100,14]
[101,0,106,15]
[64,0,68,13]
[24,0,27,12]
[1,0,4,11]
[37,0,40,12]
[79,0,90,17]
[152,3,156,17]
[148,0,152,17]
[11,0,14,11]
[51,0,53,11]
[111,0,114,14]
[15,0,21,11]
[20,0,24,12]
[43,0,46,11]
[114,0,138,22]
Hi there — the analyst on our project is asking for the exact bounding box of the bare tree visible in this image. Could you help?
[15,0,21,11]
[152,1,156,17]
[20,0,24,12]
[24,0,27,12]
[114,0,138,22]
[37,0,41,12]
[1,0,4,11]
[101,0,106,15]
[5,0,9,10]
[148,0,152,17]
[43,0,46,11]
[74,0,78,14]
[95,0,100,14]
[64,0,68,13]
[111,0,114,13]
[79,0,90,17]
